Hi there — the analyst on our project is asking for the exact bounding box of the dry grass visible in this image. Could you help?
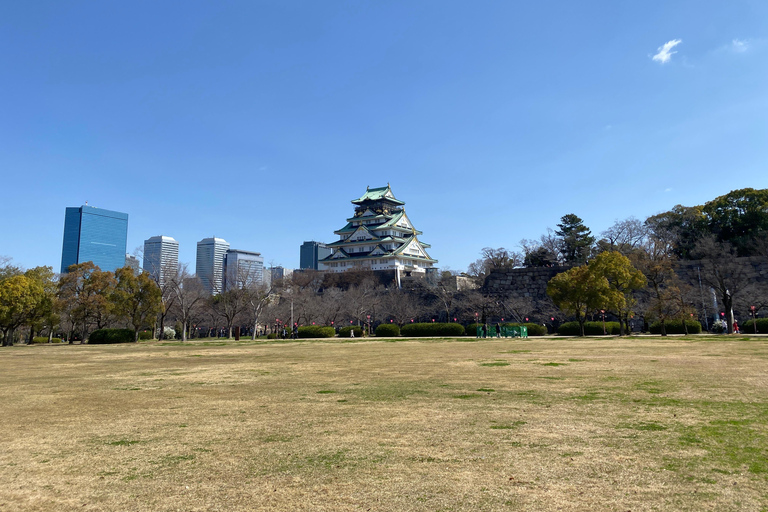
[1,335,767,511]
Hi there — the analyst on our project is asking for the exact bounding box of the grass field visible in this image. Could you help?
[1,335,767,511]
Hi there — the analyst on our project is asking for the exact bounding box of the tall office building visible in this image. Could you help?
[196,237,230,294]
[60,205,129,273]
[224,249,264,290]
[143,235,179,286]
[300,241,332,270]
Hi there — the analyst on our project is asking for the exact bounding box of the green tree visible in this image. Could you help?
[23,266,58,343]
[0,275,43,346]
[57,262,116,342]
[547,264,610,336]
[112,267,163,342]
[645,205,706,260]
[590,251,646,335]
[702,188,768,256]
[555,214,595,265]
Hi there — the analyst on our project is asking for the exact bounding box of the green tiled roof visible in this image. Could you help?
[351,184,405,206]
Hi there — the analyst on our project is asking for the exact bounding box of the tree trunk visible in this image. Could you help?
[182,321,188,342]
[660,320,667,336]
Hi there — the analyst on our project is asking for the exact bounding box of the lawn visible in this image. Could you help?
[1,335,767,511]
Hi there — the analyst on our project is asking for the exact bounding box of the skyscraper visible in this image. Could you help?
[143,236,179,286]
[300,241,332,270]
[224,249,264,290]
[196,237,230,294]
[60,205,129,273]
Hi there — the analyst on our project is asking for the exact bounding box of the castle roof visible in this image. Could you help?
[351,184,404,206]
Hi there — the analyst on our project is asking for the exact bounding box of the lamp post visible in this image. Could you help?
[367,315,371,337]
[601,310,606,335]
[751,306,757,334]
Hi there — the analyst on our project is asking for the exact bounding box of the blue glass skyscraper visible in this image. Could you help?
[60,205,129,273]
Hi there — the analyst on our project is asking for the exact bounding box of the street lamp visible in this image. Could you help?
[751,306,757,334]
[601,310,606,335]
[367,315,371,337]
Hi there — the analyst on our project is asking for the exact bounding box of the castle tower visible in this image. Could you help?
[318,184,437,276]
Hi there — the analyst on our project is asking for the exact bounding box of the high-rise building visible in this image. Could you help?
[125,254,141,274]
[60,205,129,273]
[143,235,179,286]
[300,241,332,270]
[224,249,264,290]
[196,237,230,294]
[318,184,437,276]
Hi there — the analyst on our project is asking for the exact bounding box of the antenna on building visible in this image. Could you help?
[85,200,88,206]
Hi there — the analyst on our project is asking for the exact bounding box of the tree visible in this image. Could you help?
[467,247,522,278]
[547,264,610,336]
[0,275,43,346]
[597,217,648,256]
[168,264,207,342]
[243,282,273,339]
[57,262,116,342]
[23,266,58,343]
[112,267,163,342]
[555,214,595,265]
[693,236,754,334]
[589,251,646,335]
[702,188,768,257]
[645,205,706,260]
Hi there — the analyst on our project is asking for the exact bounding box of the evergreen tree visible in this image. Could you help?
[555,214,595,264]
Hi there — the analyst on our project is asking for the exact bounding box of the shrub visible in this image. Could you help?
[742,318,768,333]
[163,327,176,339]
[338,326,363,338]
[297,325,336,338]
[465,323,481,336]
[138,330,153,340]
[32,337,62,344]
[649,320,702,334]
[375,323,400,337]
[400,322,465,337]
[503,323,548,336]
[557,321,621,336]
[89,329,135,344]
[267,333,278,339]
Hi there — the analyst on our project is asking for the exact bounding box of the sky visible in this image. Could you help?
[1,1,767,273]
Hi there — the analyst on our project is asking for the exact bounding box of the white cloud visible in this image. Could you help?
[731,39,749,53]
[664,188,672,193]
[652,39,682,64]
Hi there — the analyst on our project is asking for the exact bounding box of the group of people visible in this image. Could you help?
[478,323,503,338]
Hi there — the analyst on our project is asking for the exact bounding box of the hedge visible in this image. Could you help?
[297,325,336,338]
[741,318,768,333]
[338,326,363,338]
[557,321,621,336]
[465,323,481,336]
[649,320,702,334]
[89,329,135,344]
[32,337,63,344]
[138,330,153,340]
[400,322,465,337]
[375,323,400,337]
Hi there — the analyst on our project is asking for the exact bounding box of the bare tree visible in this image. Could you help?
[599,217,648,255]
[168,264,207,342]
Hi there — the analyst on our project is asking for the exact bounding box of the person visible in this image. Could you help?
[282,327,287,339]
[733,319,740,334]
[496,323,501,338]
[482,323,487,338]
[350,328,355,338]
[292,324,298,339]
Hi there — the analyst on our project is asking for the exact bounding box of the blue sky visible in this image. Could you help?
[1,1,767,273]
